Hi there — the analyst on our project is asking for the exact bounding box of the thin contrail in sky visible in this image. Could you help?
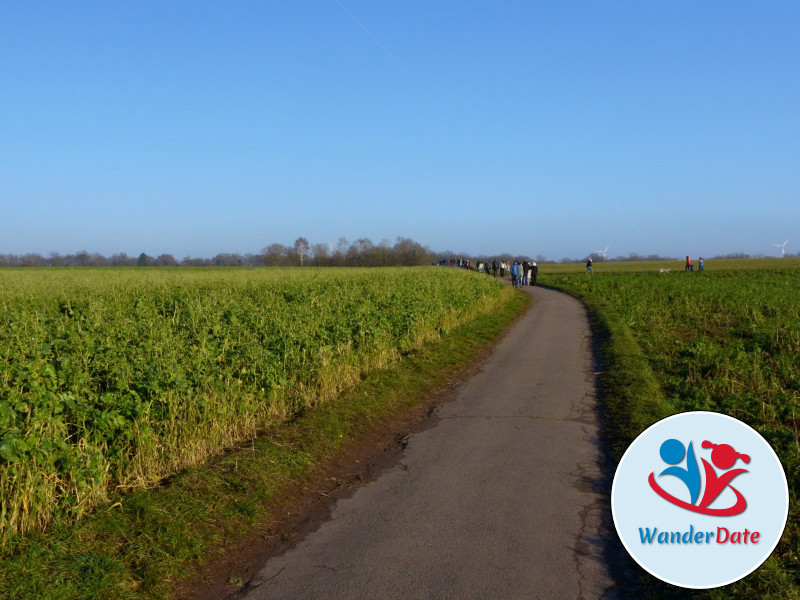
[333,0,403,69]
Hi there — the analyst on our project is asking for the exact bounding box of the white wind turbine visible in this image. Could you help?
[771,237,790,257]
[593,244,610,261]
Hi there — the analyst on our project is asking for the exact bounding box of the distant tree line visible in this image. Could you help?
[0,237,437,267]
[436,251,682,265]
[1,243,794,268]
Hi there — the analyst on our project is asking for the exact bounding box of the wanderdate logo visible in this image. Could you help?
[649,438,750,516]
[612,412,788,589]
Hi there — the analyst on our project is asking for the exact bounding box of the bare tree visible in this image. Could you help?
[243,253,263,266]
[74,251,92,267]
[212,253,243,266]
[311,243,330,266]
[48,252,67,267]
[263,243,287,267]
[332,237,349,266]
[376,239,392,266]
[294,237,310,266]
[154,253,178,266]
[394,237,434,266]
[110,252,136,266]
[346,238,373,265]
[20,253,46,267]
[89,253,109,266]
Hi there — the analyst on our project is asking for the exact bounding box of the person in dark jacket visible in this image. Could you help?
[522,260,531,285]
[530,261,539,286]
[492,259,498,277]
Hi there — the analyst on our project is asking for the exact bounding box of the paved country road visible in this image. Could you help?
[233,286,622,599]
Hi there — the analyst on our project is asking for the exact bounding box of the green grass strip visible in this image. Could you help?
[0,288,528,600]
[544,275,800,600]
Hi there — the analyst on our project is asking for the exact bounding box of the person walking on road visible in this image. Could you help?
[530,262,539,286]
[510,260,520,287]
[522,260,531,286]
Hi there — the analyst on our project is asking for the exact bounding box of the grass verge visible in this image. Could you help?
[0,287,528,600]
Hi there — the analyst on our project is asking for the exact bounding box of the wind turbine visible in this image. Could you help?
[771,237,790,257]
[593,245,610,261]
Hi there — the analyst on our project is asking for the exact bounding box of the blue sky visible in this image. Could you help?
[2,1,798,260]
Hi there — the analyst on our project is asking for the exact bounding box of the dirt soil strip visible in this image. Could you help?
[225,286,624,599]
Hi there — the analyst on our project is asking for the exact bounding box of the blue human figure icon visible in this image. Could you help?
[658,439,701,505]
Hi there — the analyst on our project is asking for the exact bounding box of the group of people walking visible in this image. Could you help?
[509,260,538,287]
[472,258,539,287]
[452,255,708,280]
[685,256,704,272]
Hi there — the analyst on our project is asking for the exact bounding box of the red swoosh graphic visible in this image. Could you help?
[648,472,747,516]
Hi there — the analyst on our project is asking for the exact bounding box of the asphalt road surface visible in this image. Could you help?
[236,285,619,599]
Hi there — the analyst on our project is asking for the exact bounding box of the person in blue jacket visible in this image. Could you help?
[510,260,521,287]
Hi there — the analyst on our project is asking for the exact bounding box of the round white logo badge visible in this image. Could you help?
[611,411,789,589]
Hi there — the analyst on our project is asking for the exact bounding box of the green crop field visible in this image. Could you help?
[538,256,800,274]
[0,266,510,552]
[543,261,800,598]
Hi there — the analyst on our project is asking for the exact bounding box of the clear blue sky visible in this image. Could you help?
[2,1,798,260]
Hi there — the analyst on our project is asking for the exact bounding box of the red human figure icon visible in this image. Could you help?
[698,441,750,511]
